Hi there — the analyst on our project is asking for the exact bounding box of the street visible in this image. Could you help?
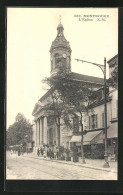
[6,152,117,180]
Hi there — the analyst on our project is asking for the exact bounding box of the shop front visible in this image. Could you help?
[69,130,104,159]
[106,122,118,161]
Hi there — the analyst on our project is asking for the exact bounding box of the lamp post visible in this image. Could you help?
[75,57,110,168]
[25,135,28,153]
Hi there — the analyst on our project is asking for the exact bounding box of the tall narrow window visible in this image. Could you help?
[98,90,103,100]
[102,113,104,128]
[89,116,91,129]
[55,53,59,68]
[73,117,79,132]
[116,100,118,117]
[95,114,98,128]
[90,114,98,129]
[92,115,95,129]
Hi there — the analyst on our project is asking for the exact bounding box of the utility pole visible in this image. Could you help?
[80,121,85,164]
[103,57,109,167]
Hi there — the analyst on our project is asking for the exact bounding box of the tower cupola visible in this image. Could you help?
[57,22,64,36]
[50,17,72,76]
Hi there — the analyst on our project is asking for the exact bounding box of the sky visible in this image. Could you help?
[7,8,118,128]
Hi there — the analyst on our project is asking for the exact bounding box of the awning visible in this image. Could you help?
[107,122,118,138]
[70,123,118,145]
[91,130,104,144]
[84,130,102,142]
[70,130,103,145]
[70,135,81,142]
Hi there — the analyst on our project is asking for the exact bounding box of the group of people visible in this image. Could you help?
[37,145,59,160]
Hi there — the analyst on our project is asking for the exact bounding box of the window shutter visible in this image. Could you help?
[95,114,98,128]
[102,113,104,127]
[73,117,79,132]
[89,116,91,129]
[92,115,95,129]
[116,100,118,117]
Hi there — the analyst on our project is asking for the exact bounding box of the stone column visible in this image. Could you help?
[39,119,40,146]
[35,120,37,147]
[37,119,39,147]
[47,128,49,145]
[55,124,58,146]
[33,122,36,147]
[40,118,43,146]
[44,116,47,145]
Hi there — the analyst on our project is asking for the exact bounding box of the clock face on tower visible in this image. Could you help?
[63,53,67,58]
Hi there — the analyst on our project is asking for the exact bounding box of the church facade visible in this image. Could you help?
[32,21,106,152]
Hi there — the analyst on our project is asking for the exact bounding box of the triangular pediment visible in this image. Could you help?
[32,103,41,116]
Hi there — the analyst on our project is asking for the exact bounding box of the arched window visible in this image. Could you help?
[55,53,59,68]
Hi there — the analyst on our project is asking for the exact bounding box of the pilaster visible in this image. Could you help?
[40,118,43,145]
[44,116,48,145]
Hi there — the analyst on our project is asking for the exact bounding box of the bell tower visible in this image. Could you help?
[50,17,72,76]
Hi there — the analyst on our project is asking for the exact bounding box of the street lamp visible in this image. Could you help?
[75,57,110,168]
[25,135,28,153]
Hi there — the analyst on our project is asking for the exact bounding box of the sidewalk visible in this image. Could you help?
[23,152,117,173]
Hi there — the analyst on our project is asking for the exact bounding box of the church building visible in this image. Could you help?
[32,20,104,152]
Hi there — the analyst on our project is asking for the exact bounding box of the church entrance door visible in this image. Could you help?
[49,128,53,146]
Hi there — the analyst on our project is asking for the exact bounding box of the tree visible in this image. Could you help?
[108,64,118,89]
[42,65,95,159]
[6,113,32,149]
[58,77,95,163]
[42,69,71,148]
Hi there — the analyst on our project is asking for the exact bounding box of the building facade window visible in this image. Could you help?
[73,117,79,132]
[102,113,104,127]
[95,114,98,128]
[116,100,118,117]
[89,114,98,129]
[98,90,103,101]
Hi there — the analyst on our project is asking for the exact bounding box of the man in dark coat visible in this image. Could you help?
[18,149,20,156]
[37,148,40,156]
[49,148,52,159]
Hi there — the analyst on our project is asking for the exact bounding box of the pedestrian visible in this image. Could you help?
[54,146,57,159]
[43,150,46,158]
[51,149,54,159]
[18,149,20,156]
[37,148,40,156]
[56,148,59,160]
[49,148,52,159]
[47,147,49,158]
[40,147,42,156]
[45,146,48,157]
[54,152,56,159]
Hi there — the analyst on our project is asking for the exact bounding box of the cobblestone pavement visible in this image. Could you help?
[6,152,117,180]
[26,152,117,173]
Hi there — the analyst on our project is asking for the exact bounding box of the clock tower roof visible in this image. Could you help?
[50,21,71,53]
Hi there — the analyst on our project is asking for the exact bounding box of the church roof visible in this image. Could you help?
[69,72,104,85]
[50,36,71,52]
[38,72,103,103]
[32,72,104,116]
[107,54,118,64]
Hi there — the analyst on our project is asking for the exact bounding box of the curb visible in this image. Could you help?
[23,155,117,174]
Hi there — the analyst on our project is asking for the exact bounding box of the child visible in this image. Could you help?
[43,150,46,158]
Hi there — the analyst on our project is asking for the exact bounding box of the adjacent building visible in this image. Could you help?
[70,55,118,159]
